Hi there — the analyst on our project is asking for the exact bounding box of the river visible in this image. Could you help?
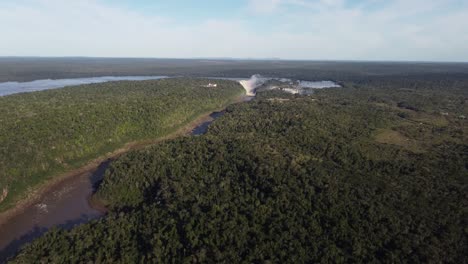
[0,76,169,96]
[0,111,225,263]
[0,75,340,97]
[0,74,334,262]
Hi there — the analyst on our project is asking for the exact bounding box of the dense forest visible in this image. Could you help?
[0,79,245,211]
[10,75,467,263]
[2,57,468,82]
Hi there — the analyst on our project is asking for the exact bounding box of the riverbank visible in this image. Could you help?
[0,94,248,228]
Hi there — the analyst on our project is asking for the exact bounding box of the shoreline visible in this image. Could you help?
[0,94,248,228]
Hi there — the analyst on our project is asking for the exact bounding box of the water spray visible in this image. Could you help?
[239,74,268,96]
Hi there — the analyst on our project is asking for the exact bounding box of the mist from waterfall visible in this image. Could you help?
[237,75,341,96]
[239,74,268,96]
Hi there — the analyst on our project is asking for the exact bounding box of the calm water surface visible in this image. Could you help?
[0,76,168,96]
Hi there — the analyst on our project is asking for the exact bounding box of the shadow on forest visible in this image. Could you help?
[90,159,113,191]
[0,215,96,263]
[0,110,225,263]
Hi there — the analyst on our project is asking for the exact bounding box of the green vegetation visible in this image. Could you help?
[11,77,467,263]
[2,57,468,82]
[0,78,245,211]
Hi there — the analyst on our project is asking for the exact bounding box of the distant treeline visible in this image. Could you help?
[0,78,244,211]
[11,75,467,263]
[2,57,468,82]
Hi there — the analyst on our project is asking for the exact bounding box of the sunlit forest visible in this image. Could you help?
[0,79,244,211]
[11,75,467,263]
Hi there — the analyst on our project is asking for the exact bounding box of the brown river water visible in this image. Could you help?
[0,111,225,263]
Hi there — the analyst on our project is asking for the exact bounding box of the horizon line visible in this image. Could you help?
[0,56,467,64]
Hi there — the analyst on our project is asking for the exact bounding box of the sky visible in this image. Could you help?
[0,0,467,62]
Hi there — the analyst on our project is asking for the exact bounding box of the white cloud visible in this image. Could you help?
[247,0,283,14]
[0,0,467,61]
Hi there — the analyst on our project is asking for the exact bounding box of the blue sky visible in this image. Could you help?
[1,0,467,61]
[99,0,244,21]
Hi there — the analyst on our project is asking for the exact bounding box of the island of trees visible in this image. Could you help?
[0,78,245,212]
[10,75,467,263]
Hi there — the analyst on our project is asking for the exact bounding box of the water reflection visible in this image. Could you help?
[191,111,225,135]
[0,160,110,263]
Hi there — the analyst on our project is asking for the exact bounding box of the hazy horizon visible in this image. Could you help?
[1,56,467,64]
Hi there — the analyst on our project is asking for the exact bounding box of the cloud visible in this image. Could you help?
[247,0,283,14]
[0,0,467,61]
